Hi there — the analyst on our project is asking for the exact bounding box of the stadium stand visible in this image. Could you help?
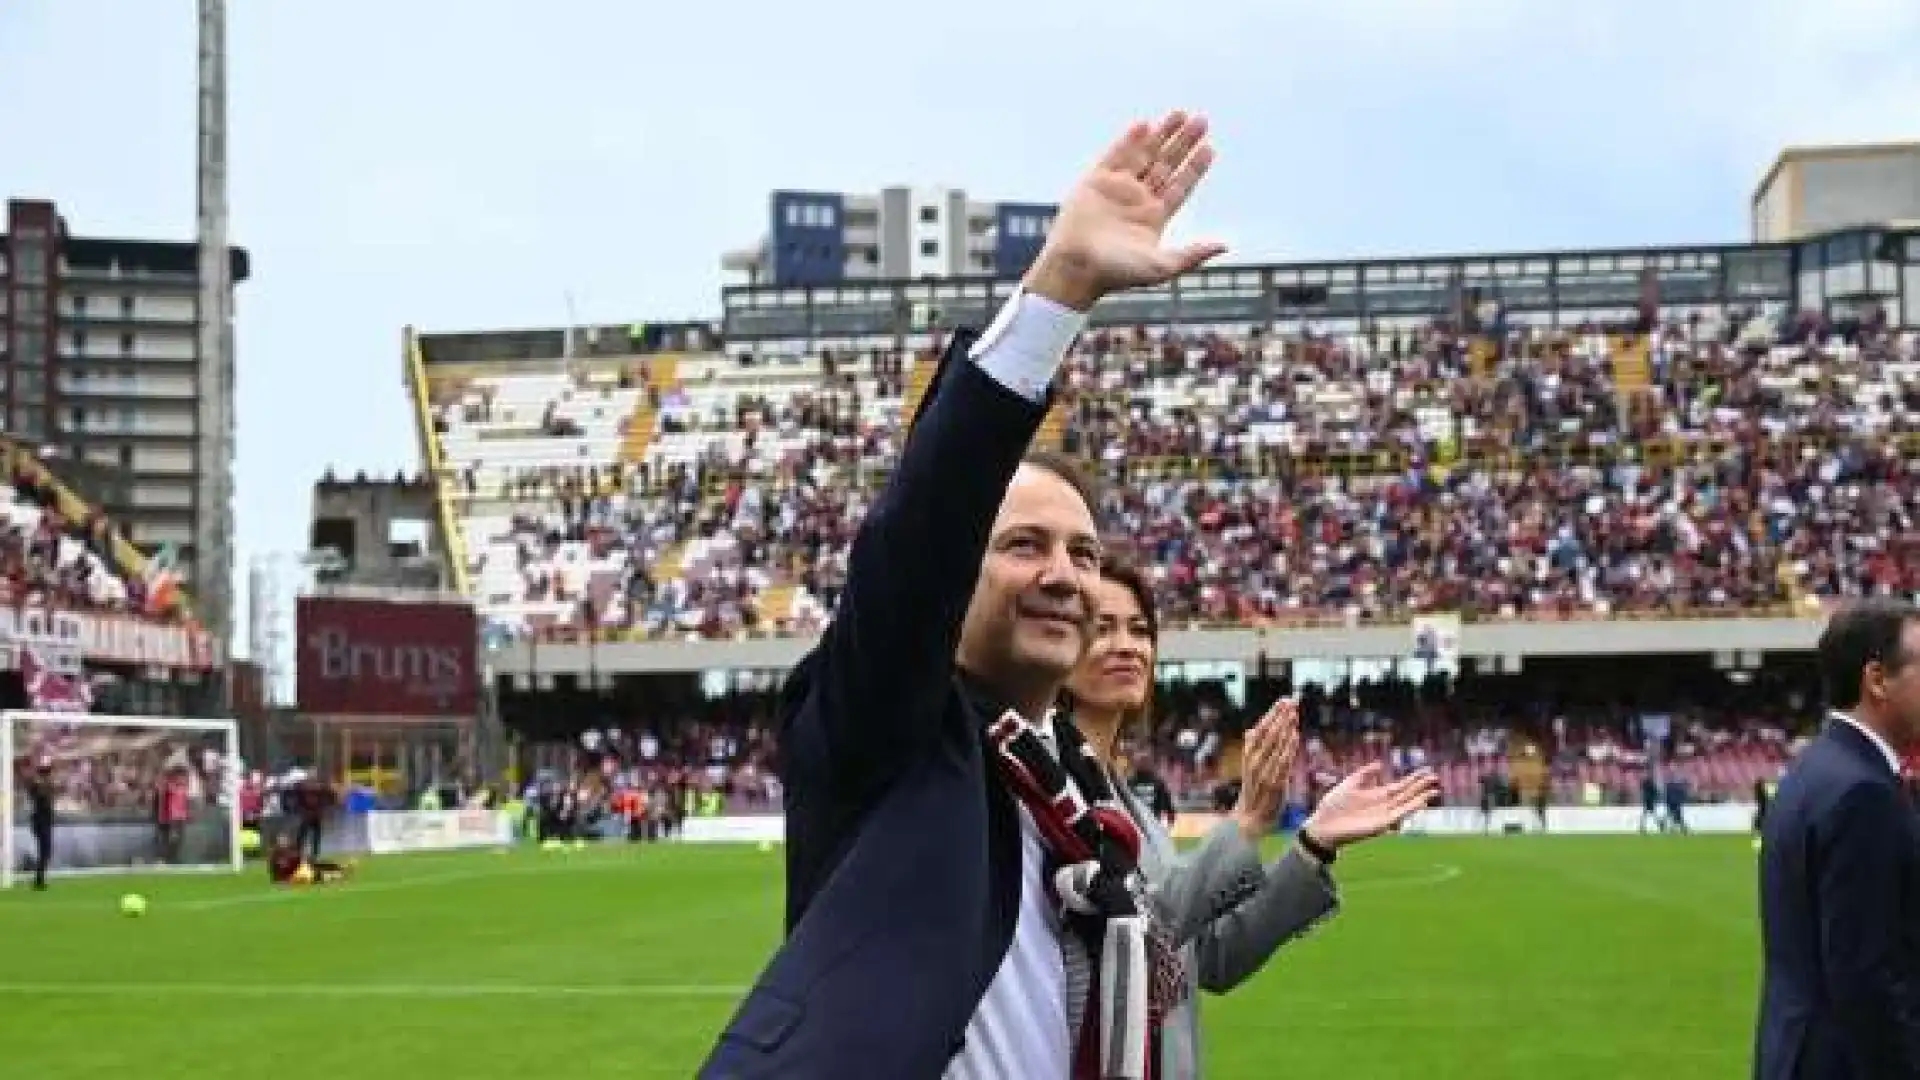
[421,309,1919,645]
[416,305,1920,814]
[494,671,1799,814]
[0,439,176,618]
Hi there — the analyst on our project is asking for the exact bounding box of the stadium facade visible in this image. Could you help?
[396,147,1920,697]
[717,224,1917,344]
[0,197,249,601]
[721,185,1057,287]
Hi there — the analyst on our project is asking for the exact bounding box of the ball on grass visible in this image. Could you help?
[119,893,148,917]
[757,840,774,853]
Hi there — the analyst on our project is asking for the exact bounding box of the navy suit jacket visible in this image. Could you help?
[698,330,1053,1080]
[1755,719,1920,1079]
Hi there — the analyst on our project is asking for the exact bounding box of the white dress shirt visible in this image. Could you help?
[945,800,1071,1080]
[945,296,1084,1079]
[969,286,1087,405]
[1831,709,1903,775]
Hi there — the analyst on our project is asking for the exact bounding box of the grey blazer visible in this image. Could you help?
[1114,777,1341,1080]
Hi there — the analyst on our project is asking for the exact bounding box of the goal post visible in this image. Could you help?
[3,710,243,890]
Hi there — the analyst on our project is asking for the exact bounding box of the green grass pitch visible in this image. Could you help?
[1,834,1758,1078]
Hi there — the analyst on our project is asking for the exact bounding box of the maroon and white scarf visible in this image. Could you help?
[988,710,1187,1080]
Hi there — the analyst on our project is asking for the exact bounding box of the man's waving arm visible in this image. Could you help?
[787,293,1082,792]
[783,112,1227,797]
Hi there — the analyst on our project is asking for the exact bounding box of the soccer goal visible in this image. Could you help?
[2,710,243,890]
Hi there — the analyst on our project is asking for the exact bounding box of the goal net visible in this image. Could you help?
[2,710,242,889]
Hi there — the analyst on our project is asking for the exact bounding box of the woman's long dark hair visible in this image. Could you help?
[1097,554,1159,644]
[1062,554,1160,758]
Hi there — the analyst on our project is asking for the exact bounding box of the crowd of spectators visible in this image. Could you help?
[522,715,784,816]
[10,723,229,820]
[1293,698,1790,808]
[0,449,160,618]
[433,307,1920,642]
[515,686,1793,813]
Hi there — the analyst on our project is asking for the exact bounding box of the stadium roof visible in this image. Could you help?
[411,224,1920,356]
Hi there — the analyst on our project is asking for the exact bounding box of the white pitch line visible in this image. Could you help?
[4,854,694,915]
[12,855,1459,920]
[0,981,747,999]
[173,856,645,911]
[20,858,1459,913]
[1337,863,1464,891]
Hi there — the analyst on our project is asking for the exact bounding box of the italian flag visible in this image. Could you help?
[143,543,182,616]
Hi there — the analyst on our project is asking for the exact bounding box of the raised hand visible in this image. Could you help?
[1231,698,1301,843]
[1302,764,1440,852]
[1024,111,1228,312]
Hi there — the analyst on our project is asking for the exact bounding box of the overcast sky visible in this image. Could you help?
[1,0,1915,636]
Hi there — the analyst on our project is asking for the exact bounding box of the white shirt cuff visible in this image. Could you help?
[967,286,1087,402]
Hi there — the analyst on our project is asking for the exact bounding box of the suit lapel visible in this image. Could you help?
[956,673,1028,992]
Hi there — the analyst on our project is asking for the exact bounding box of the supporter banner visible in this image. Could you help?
[0,602,213,672]
[83,610,217,671]
[680,815,784,844]
[23,650,91,713]
[1401,803,1757,835]
[364,808,513,855]
[296,596,479,720]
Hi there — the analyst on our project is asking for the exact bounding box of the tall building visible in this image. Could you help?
[0,197,249,606]
[721,186,1057,286]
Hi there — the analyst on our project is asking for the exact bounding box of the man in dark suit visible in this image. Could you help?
[1755,598,1920,1079]
[700,112,1228,1080]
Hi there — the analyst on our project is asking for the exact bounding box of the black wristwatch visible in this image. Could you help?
[1297,827,1337,866]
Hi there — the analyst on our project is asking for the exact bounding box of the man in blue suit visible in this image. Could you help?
[1756,598,1920,1079]
[699,113,1229,1080]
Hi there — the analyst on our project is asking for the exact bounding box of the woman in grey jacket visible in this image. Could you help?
[1065,556,1440,1080]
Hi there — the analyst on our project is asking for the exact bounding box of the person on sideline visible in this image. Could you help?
[26,756,56,891]
[1062,556,1441,1079]
[1755,598,1920,1078]
[701,112,1229,1080]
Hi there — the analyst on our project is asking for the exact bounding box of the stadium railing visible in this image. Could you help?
[403,328,473,597]
[497,597,1824,645]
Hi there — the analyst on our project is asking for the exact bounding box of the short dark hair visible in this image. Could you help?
[1019,449,1100,514]
[1818,598,1920,710]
